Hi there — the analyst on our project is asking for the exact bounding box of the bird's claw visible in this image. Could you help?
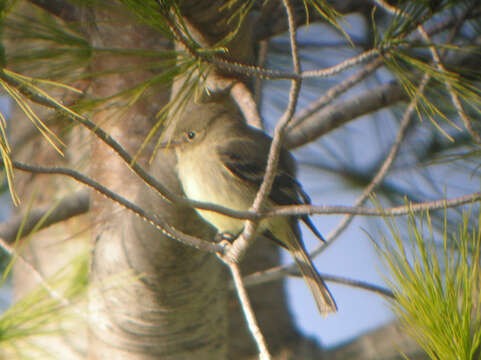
[215,231,236,243]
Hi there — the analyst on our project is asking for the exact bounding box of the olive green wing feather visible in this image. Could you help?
[217,131,325,243]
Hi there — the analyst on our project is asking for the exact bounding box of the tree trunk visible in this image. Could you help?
[7,1,438,359]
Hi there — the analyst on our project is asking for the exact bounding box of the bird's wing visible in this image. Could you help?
[217,132,325,243]
[217,135,299,207]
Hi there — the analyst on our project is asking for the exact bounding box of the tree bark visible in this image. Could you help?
[8,1,460,359]
[80,3,228,359]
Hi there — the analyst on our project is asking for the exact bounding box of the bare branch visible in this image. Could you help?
[0,70,259,223]
[223,257,272,360]
[0,190,89,244]
[264,192,481,218]
[241,265,395,299]
[253,0,367,41]
[285,81,407,149]
[315,73,431,255]
[227,0,302,264]
[10,160,222,254]
[253,40,269,114]
[302,49,379,78]
[6,160,478,242]
[209,49,379,80]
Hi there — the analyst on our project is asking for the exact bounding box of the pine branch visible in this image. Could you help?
[9,160,222,254]
[227,0,302,264]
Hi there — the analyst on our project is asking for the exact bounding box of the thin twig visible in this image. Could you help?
[0,237,89,320]
[288,57,384,130]
[0,70,259,222]
[417,26,481,143]
[160,3,378,81]
[226,260,272,360]
[240,264,395,299]
[227,0,302,264]
[9,160,222,254]
[301,49,379,78]
[0,237,72,307]
[264,192,481,217]
[2,170,478,245]
[377,0,481,143]
[254,40,269,112]
[211,48,379,80]
[314,73,431,256]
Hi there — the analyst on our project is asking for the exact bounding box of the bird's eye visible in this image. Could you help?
[187,131,196,140]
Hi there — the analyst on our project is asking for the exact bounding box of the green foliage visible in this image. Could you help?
[0,68,85,204]
[117,0,173,36]
[0,108,16,205]
[370,2,481,142]
[303,0,345,32]
[4,12,90,80]
[0,0,212,180]
[378,210,481,359]
[218,0,255,47]
[0,251,88,356]
[135,57,212,164]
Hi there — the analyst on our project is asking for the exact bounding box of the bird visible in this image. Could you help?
[166,108,337,316]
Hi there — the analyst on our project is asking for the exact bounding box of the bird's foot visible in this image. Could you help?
[214,232,237,259]
[215,231,236,243]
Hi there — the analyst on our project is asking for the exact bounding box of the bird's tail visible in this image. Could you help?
[291,246,337,317]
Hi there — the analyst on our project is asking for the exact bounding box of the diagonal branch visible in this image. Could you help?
[223,256,272,360]
[0,237,88,320]
[285,81,407,148]
[0,70,259,223]
[265,192,481,218]
[418,26,481,143]
[9,160,222,254]
[227,0,302,264]
[287,57,384,130]
[241,264,395,299]
[315,73,431,255]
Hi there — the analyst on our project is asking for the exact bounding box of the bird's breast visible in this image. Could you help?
[176,150,253,234]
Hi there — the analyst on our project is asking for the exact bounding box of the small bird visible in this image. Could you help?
[167,108,337,316]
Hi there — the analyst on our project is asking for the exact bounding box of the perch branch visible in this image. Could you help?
[8,160,222,253]
[227,0,302,264]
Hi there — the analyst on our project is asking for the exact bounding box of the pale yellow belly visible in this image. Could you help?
[177,149,290,241]
[178,158,252,234]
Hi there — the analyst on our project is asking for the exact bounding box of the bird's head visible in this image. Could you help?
[159,109,236,153]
